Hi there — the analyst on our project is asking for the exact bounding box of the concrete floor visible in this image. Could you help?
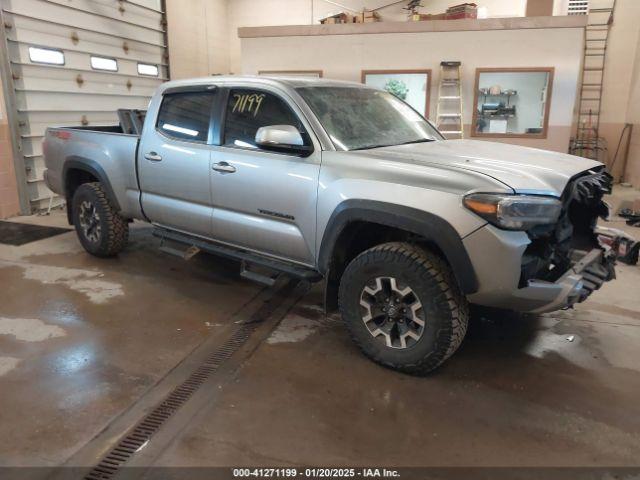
[0,217,262,466]
[0,204,639,470]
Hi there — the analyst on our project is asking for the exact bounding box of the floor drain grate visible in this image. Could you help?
[84,322,260,480]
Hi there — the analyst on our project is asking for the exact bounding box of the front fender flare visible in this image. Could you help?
[318,200,479,295]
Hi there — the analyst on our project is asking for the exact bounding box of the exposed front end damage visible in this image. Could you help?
[519,168,616,310]
[464,167,620,314]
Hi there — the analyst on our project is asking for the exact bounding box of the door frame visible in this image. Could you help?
[209,84,323,266]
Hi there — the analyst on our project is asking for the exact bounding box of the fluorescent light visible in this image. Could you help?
[91,56,118,71]
[29,47,64,65]
[162,123,198,137]
[138,63,159,77]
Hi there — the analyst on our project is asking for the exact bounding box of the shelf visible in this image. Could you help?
[479,114,516,118]
[479,90,517,96]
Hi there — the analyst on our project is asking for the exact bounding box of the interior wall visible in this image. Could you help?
[166,0,229,78]
[553,0,569,15]
[241,25,583,153]
[227,0,527,75]
[526,0,555,16]
[166,0,534,78]
[624,29,640,186]
[590,0,640,181]
[0,80,20,219]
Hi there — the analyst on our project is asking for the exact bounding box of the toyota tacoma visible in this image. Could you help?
[43,77,617,373]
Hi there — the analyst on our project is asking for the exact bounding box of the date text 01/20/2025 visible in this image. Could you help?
[232,468,401,478]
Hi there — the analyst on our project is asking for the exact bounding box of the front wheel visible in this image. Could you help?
[72,182,129,257]
[338,242,469,374]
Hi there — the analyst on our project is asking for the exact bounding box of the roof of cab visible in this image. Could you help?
[157,75,370,94]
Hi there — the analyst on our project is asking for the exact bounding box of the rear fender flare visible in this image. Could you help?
[62,157,121,210]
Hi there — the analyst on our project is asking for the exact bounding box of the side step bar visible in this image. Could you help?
[240,261,278,287]
[153,227,323,282]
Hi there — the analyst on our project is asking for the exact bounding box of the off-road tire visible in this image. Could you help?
[72,182,129,257]
[338,242,469,375]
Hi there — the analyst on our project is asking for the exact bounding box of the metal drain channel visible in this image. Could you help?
[84,279,300,480]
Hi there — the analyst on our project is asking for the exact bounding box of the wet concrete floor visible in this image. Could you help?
[1,212,639,468]
[0,216,261,466]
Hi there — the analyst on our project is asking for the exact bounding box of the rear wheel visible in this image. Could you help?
[72,182,128,257]
[338,242,468,374]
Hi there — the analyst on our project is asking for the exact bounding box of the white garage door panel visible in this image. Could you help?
[10,44,166,77]
[9,27,167,67]
[44,0,164,31]
[21,112,121,147]
[126,0,163,12]
[22,139,44,158]
[26,157,50,184]
[22,111,119,127]
[28,179,58,203]
[15,66,164,92]
[3,0,165,46]
[17,78,158,100]
[8,15,167,62]
[16,91,151,113]
[1,0,168,211]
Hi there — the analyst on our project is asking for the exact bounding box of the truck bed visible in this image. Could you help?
[43,119,143,219]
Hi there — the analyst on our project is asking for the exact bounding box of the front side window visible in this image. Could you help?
[296,86,442,151]
[157,92,216,142]
[224,89,307,149]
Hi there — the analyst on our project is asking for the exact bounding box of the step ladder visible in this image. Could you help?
[570,0,616,160]
[436,61,464,139]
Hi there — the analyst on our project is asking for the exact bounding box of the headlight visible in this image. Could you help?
[463,193,562,231]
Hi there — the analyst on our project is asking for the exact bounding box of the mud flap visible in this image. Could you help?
[323,273,339,314]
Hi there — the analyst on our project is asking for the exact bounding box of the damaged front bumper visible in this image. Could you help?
[465,168,620,314]
[464,226,618,314]
[464,225,617,314]
[525,247,616,314]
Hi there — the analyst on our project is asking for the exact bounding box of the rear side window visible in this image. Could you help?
[157,92,216,142]
[223,89,306,149]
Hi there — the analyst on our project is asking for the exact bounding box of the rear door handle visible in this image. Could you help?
[144,152,162,162]
[212,161,237,174]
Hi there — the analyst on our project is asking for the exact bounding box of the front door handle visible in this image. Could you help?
[212,161,237,174]
[144,152,162,162]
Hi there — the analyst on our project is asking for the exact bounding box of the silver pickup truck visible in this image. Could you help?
[43,76,617,373]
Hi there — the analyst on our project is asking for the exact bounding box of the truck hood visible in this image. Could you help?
[364,139,603,196]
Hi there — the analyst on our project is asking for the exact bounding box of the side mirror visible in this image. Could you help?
[255,125,312,156]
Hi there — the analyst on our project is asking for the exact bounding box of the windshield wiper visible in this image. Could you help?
[351,143,395,151]
[399,138,435,145]
[351,138,434,151]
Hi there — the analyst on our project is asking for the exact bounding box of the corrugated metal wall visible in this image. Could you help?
[0,0,168,212]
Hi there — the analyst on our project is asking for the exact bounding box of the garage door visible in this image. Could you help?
[0,0,169,212]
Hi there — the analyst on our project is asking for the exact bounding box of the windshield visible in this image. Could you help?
[296,86,443,151]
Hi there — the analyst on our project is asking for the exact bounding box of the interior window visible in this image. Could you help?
[157,92,215,142]
[224,89,306,149]
[472,69,553,137]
